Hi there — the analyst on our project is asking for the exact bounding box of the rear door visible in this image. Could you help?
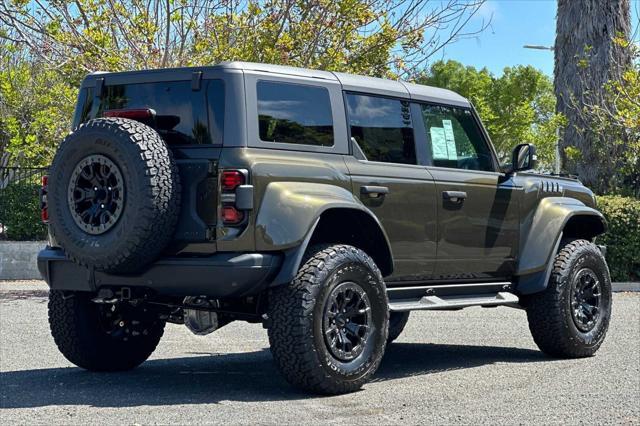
[418,103,520,280]
[343,93,437,282]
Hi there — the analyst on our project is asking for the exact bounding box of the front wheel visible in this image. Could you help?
[524,239,612,358]
[268,244,389,395]
[48,290,165,371]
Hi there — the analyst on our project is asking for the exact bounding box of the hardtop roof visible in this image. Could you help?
[87,61,470,107]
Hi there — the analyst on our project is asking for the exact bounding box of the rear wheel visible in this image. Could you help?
[524,239,612,358]
[48,290,165,371]
[268,244,389,395]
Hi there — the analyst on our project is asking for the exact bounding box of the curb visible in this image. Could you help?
[0,241,46,280]
[1,280,638,292]
[612,282,640,292]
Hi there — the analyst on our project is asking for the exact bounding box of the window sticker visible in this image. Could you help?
[429,127,448,159]
[442,120,457,160]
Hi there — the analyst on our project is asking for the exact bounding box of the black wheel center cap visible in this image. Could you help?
[94,188,107,200]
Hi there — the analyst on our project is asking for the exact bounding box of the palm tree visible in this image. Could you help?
[554,0,631,192]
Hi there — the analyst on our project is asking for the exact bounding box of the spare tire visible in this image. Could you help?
[48,117,181,274]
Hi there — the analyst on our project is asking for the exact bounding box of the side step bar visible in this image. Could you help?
[388,292,520,312]
[386,281,520,312]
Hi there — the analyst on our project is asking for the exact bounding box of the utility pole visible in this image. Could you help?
[523,44,560,175]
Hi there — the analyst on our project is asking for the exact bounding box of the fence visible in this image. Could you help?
[0,167,49,190]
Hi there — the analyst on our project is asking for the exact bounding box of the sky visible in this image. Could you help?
[436,0,640,77]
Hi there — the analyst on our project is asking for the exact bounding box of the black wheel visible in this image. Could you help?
[387,311,410,344]
[268,244,389,395]
[47,118,180,274]
[48,290,165,371]
[524,239,612,358]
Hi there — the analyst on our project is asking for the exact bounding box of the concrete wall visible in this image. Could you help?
[0,241,46,280]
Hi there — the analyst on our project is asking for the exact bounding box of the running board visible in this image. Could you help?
[388,292,520,312]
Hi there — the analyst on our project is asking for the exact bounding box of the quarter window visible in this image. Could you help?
[257,81,334,146]
[421,104,494,171]
[346,94,416,165]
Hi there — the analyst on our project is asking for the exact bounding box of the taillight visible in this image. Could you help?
[220,169,248,226]
[221,170,245,191]
[40,175,49,223]
[104,108,155,120]
[221,206,244,224]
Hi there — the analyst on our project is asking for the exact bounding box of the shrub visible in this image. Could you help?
[597,195,640,281]
[0,182,47,241]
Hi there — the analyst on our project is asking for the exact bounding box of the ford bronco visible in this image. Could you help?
[38,62,611,395]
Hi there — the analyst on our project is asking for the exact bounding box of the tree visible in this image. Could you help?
[555,0,632,193]
[0,0,491,81]
[0,44,76,168]
[0,0,492,167]
[415,60,564,169]
[577,37,640,196]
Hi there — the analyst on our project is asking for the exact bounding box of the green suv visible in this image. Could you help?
[38,62,612,394]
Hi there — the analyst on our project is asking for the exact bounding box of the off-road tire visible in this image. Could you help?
[48,290,165,371]
[387,311,410,344]
[268,244,389,395]
[524,239,612,358]
[47,118,180,274]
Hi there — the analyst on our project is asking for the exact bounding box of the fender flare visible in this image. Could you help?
[516,197,607,294]
[255,181,393,286]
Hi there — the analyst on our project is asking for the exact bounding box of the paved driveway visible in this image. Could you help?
[1,282,638,424]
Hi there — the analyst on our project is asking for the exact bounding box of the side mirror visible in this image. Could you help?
[511,143,537,172]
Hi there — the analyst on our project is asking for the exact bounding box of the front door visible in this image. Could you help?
[418,103,520,280]
[343,93,437,282]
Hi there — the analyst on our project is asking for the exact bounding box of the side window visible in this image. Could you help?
[346,94,416,165]
[257,81,334,146]
[421,104,494,171]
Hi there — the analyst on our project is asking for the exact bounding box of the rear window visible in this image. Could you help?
[257,81,334,147]
[79,80,224,145]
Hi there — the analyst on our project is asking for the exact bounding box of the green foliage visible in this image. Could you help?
[579,37,639,195]
[0,1,488,167]
[414,60,565,169]
[0,53,77,167]
[0,182,47,241]
[1,0,488,81]
[597,195,640,281]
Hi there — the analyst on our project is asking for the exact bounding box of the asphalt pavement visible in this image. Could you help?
[1,281,638,424]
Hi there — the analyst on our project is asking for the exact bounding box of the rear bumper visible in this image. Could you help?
[37,247,282,298]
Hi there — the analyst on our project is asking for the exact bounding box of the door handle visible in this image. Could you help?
[443,190,467,203]
[360,185,389,198]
